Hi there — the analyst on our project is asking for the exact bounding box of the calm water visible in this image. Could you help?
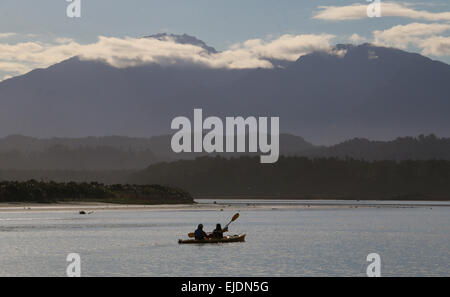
[0,203,449,276]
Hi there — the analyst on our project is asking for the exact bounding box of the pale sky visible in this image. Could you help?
[0,0,449,80]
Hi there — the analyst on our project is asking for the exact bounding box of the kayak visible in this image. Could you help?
[178,234,246,244]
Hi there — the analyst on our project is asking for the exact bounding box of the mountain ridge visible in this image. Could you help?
[0,134,449,168]
[144,33,218,54]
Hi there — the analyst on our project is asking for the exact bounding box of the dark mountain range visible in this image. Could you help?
[0,35,449,145]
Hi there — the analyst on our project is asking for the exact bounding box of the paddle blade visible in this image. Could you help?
[231,213,240,222]
[188,232,195,238]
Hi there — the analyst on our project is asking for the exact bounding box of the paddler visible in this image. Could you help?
[194,224,209,240]
[211,224,228,239]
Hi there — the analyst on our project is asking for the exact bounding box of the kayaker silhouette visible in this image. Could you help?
[180,213,244,244]
[194,223,229,240]
[188,213,240,240]
[212,224,228,239]
[194,224,209,240]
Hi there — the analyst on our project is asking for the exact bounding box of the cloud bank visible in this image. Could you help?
[312,1,450,58]
[0,33,338,81]
[373,23,450,56]
[313,2,450,21]
[0,33,17,39]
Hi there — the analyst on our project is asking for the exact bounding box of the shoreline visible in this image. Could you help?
[0,199,448,213]
[194,196,450,201]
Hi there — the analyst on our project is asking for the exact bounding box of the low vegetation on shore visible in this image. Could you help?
[0,180,194,204]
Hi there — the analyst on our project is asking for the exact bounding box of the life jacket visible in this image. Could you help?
[212,229,224,239]
[194,229,207,240]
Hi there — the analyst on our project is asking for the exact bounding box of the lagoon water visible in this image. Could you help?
[0,201,448,277]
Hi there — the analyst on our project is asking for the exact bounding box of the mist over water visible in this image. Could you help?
[0,204,448,276]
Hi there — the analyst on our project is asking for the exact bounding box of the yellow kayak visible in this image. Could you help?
[178,234,246,244]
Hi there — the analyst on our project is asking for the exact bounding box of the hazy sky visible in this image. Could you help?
[1,0,449,80]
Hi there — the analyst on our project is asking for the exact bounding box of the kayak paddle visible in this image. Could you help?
[187,213,240,238]
[225,213,240,228]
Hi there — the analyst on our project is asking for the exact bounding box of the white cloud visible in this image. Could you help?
[419,36,450,56]
[0,61,31,74]
[314,4,367,21]
[76,34,338,69]
[229,34,337,61]
[54,37,75,44]
[0,33,17,39]
[349,33,367,44]
[0,34,338,80]
[372,22,450,57]
[313,2,450,21]
[1,75,13,81]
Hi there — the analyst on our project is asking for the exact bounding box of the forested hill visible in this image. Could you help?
[306,135,450,161]
[0,135,449,172]
[129,156,450,200]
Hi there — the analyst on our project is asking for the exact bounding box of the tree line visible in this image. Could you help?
[0,180,193,204]
[130,156,450,200]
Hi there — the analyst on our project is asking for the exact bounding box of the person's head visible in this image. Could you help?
[197,224,203,230]
[216,224,222,230]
